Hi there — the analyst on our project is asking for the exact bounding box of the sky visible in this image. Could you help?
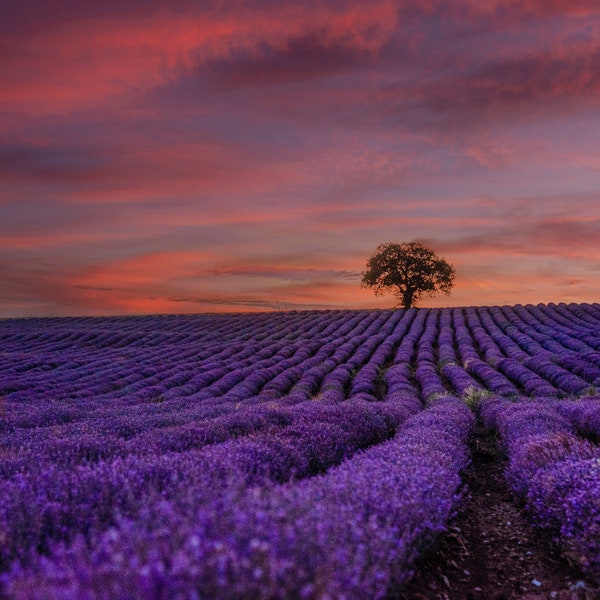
[2,0,600,317]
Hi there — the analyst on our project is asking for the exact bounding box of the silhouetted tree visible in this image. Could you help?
[361,241,455,309]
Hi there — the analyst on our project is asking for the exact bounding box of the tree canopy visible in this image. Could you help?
[361,241,455,309]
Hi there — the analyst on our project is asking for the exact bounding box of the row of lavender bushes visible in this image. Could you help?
[0,397,420,573]
[2,397,474,600]
[479,396,600,583]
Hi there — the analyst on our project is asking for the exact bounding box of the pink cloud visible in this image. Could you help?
[0,1,399,115]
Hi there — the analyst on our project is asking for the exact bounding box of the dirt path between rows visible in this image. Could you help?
[394,425,600,600]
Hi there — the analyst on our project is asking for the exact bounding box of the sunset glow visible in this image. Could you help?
[2,1,600,316]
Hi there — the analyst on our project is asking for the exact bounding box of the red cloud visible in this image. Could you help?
[0,1,399,115]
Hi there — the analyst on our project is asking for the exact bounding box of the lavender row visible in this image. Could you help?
[2,397,473,600]
[0,397,420,571]
[479,396,600,583]
[385,308,423,398]
[555,397,600,440]
[0,391,420,477]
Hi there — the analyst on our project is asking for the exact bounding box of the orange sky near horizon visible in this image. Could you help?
[2,1,600,317]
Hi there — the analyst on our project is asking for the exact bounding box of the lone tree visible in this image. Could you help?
[361,241,455,309]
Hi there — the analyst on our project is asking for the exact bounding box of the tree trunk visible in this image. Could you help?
[401,288,415,309]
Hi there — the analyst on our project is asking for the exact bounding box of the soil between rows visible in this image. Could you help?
[394,425,600,600]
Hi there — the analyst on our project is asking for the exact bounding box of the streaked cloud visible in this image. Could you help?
[212,266,361,281]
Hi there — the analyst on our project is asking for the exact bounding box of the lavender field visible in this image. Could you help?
[1,303,600,598]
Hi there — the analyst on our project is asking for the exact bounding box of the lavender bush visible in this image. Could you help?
[479,395,600,583]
